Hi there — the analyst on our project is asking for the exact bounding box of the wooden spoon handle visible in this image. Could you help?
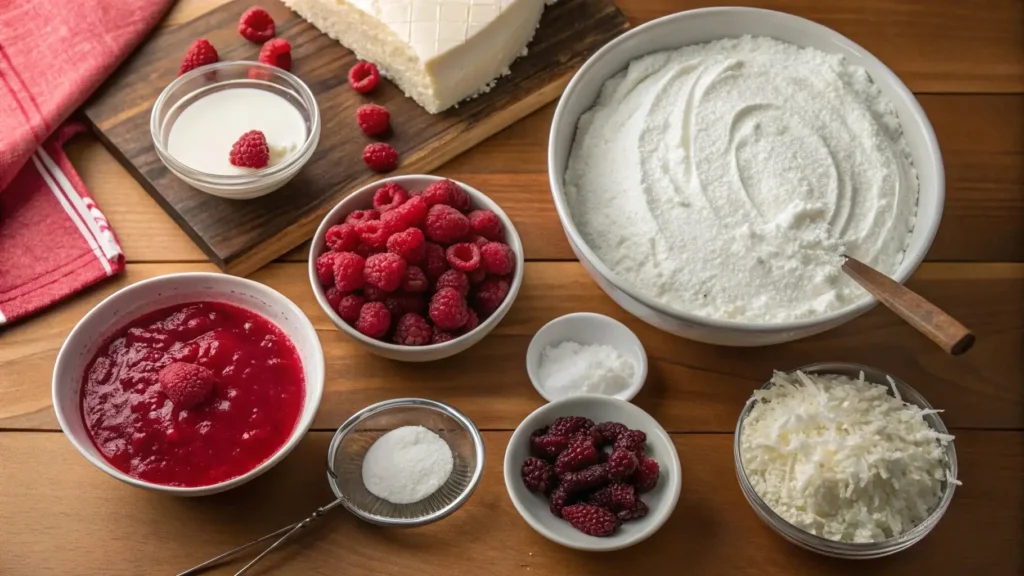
[842,257,975,355]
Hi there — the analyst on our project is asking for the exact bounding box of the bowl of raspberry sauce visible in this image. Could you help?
[52,273,324,496]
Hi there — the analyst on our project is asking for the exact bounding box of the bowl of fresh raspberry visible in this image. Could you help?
[503,395,682,551]
[309,175,524,361]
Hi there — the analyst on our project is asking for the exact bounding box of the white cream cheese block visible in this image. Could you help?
[282,0,550,113]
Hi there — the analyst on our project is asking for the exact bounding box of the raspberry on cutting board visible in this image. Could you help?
[179,38,218,76]
[238,7,276,43]
[258,38,292,70]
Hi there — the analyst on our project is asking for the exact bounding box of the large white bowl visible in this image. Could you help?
[52,273,325,496]
[547,7,945,346]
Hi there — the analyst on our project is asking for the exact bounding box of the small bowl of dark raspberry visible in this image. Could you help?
[309,175,524,362]
[503,395,682,551]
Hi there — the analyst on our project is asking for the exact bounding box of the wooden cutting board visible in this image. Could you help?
[83,0,629,275]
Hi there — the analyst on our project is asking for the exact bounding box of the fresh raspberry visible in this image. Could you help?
[385,293,426,318]
[179,38,218,76]
[356,219,391,250]
[363,143,399,172]
[158,362,215,409]
[314,252,337,286]
[400,266,428,292]
[473,276,510,316]
[592,422,629,446]
[548,485,574,518]
[561,504,619,537]
[355,301,390,338]
[392,313,432,346]
[348,61,380,93]
[424,204,470,244]
[392,196,427,228]
[357,104,391,137]
[560,463,611,495]
[614,430,647,455]
[467,267,486,285]
[617,499,649,521]
[428,287,468,331]
[324,286,343,311]
[364,252,407,292]
[469,235,491,249]
[548,416,595,438]
[363,285,387,302]
[386,227,426,264]
[554,436,600,476]
[529,428,571,461]
[332,252,365,292]
[430,331,454,344]
[421,179,470,211]
[607,448,638,481]
[521,457,554,493]
[445,243,481,272]
[468,210,503,240]
[373,182,408,212]
[631,456,660,493]
[336,294,364,324]
[258,38,292,70]
[587,483,636,512]
[460,308,479,333]
[423,242,449,279]
[229,130,270,168]
[238,7,275,43]
[480,242,514,275]
[325,223,359,253]
[434,269,469,297]
[345,209,379,226]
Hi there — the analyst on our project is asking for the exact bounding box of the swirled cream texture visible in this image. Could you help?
[565,37,918,323]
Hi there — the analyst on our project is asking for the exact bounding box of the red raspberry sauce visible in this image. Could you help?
[80,302,305,487]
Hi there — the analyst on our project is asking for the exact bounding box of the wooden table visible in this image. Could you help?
[1,0,1021,574]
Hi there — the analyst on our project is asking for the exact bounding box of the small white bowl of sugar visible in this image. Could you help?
[526,312,648,402]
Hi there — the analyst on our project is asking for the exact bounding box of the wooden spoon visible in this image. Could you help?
[842,256,975,355]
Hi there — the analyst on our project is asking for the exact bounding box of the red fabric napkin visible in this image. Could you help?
[0,0,173,325]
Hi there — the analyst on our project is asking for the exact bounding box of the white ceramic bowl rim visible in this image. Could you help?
[547,7,945,333]
[52,272,325,495]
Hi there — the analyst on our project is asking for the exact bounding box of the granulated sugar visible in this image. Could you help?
[361,425,453,504]
[537,341,635,398]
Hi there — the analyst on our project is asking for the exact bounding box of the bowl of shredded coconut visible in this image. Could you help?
[734,363,959,558]
[547,7,944,346]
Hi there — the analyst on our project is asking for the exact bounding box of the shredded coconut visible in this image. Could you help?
[739,370,958,543]
[361,425,454,504]
[537,341,635,398]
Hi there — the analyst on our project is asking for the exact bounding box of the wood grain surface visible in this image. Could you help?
[84,0,629,274]
[2,0,1022,574]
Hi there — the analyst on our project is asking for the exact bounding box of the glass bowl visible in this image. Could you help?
[150,61,320,200]
[733,362,958,559]
[327,398,485,526]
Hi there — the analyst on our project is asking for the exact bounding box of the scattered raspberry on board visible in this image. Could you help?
[179,38,218,76]
[238,7,276,43]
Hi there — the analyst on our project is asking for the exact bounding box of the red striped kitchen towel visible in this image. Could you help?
[0,0,173,325]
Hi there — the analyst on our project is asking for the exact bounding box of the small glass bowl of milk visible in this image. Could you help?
[151,61,320,200]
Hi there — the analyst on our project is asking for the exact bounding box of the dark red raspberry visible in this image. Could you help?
[332,252,365,292]
[467,210,503,240]
[400,266,428,292]
[355,301,390,338]
[314,252,337,286]
[592,422,629,446]
[469,235,490,249]
[473,276,510,317]
[435,269,469,297]
[158,362,215,409]
[258,38,292,70]
[428,287,468,331]
[228,130,269,168]
[384,293,426,318]
[445,243,481,272]
[363,143,399,172]
[607,448,638,481]
[238,7,275,43]
[357,104,391,137]
[325,223,359,252]
[345,209,379,226]
[480,242,515,275]
[392,313,432,346]
[521,457,554,493]
[179,38,218,76]
[324,286,343,311]
[560,463,611,495]
[363,285,387,302]
[423,242,449,279]
[373,182,408,212]
[386,227,426,264]
[561,504,619,537]
[356,220,391,250]
[421,179,470,211]
[336,294,364,324]
[632,456,660,493]
[348,61,380,93]
[460,308,479,333]
[554,436,599,476]
[549,416,595,439]
[364,252,406,292]
[614,430,647,455]
[467,267,486,285]
[617,500,648,521]
[548,485,574,518]
[424,205,470,245]
[587,483,636,512]
[530,429,571,461]
[430,331,454,344]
